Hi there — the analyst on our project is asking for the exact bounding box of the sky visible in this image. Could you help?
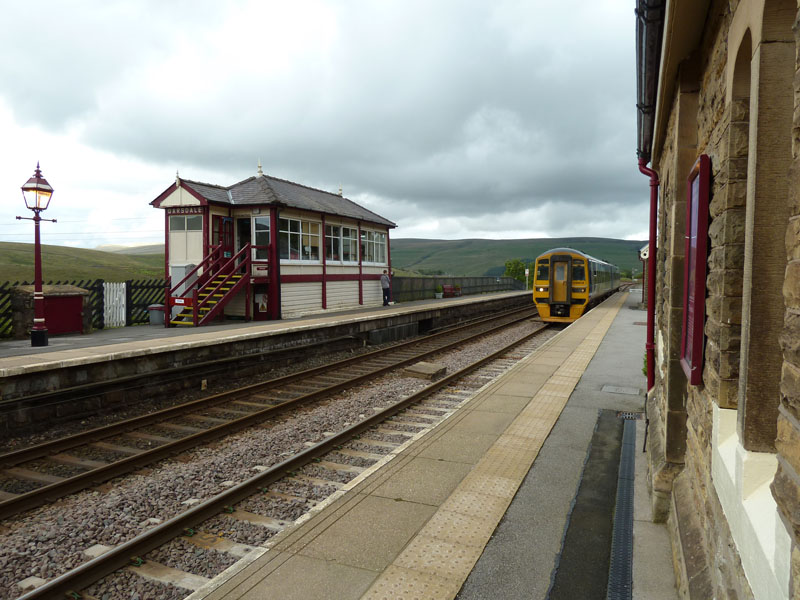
[0,0,647,250]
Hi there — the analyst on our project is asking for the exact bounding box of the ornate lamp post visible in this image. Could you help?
[17,163,56,346]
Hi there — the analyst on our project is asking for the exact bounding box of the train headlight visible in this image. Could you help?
[536,286,548,292]
[572,287,586,293]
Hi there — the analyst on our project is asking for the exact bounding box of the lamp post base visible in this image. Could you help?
[31,329,48,347]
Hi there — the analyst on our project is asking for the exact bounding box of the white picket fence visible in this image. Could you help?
[103,282,126,328]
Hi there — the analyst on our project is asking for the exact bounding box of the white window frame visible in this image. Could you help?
[360,229,387,265]
[279,216,321,263]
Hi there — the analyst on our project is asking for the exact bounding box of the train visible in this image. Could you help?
[531,248,621,323]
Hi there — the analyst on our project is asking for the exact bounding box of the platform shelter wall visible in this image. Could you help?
[645,0,799,597]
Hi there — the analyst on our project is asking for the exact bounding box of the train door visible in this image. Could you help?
[551,256,570,303]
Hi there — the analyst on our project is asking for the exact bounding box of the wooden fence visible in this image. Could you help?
[0,279,167,337]
[103,282,126,328]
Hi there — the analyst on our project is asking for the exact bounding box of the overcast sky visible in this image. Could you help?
[0,0,646,250]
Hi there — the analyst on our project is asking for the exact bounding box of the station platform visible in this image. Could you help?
[0,291,529,375]
[188,289,678,600]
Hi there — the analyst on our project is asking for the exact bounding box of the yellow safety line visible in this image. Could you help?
[361,292,627,599]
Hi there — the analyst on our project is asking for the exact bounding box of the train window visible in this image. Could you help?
[572,260,586,281]
[555,264,566,281]
[536,262,549,280]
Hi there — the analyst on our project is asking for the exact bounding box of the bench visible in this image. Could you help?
[442,285,462,298]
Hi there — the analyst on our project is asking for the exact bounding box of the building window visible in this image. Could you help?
[360,230,387,264]
[681,154,710,386]
[279,217,320,261]
[169,215,203,263]
[169,215,202,232]
[325,225,341,260]
[342,226,359,262]
[254,217,270,260]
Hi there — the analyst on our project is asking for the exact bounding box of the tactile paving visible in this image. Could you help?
[360,293,627,600]
[361,565,462,600]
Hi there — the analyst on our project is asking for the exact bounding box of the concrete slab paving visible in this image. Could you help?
[417,431,498,464]
[371,456,474,505]
[235,553,376,600]
[299,494,437,571]
[193,290,678,600]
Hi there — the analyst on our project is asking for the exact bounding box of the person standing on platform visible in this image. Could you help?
[381,270,391,306]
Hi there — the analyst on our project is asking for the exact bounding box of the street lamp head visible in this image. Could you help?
[21,162,53,211]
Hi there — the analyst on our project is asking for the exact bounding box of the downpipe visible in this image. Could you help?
[638,158,658,394]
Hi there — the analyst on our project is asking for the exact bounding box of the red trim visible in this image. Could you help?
[151,183,177,207]
[151,182,209,207]
[202,209,209,260]
[358,222,363,305]
[680,154,710,385]
[280,273,380,284]
[321,215,327,309]
[269,206,281,320]
[386,228,392,302]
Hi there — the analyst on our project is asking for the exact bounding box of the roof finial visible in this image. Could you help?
[257,159,263,177]
[176,169,181,187]
[338,184,343,196]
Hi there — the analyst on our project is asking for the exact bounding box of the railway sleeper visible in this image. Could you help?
[46,453,108,469]
[127,560,210,591]
[224,509,291,531]
[182,530,258,558]
[3,467,64,485]
[287,474,344,489]
[335,448,385,461]
[90,441,140,455]
[159,422,206,434]
[316,460,364,475]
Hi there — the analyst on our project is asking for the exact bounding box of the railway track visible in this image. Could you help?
[0,306,537,521]
[11,314,553,600]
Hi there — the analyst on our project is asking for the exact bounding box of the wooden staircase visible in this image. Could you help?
[167,243,253,327]
[170,273,244,326]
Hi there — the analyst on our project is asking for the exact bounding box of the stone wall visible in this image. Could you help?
[774,1,800,596]
[652,1,753,597]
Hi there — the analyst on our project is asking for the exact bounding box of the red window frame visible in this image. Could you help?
[680,154,711,385]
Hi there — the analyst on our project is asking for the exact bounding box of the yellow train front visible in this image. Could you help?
[532,248,620,323]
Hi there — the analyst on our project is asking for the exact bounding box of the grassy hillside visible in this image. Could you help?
[0,237,647,283]
[0,242,164,282]
[390,238,647,277]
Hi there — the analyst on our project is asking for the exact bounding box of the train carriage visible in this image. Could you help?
[532,247,620,323]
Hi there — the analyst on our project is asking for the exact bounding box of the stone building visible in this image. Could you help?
[635,0,799,597]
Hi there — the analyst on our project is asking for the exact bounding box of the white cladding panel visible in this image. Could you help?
[169,230,203,266]
[326,281,360,309]
[281,282,322,317]
[280,265,323,275]
[224,289,247,317]
[363,280,382,306]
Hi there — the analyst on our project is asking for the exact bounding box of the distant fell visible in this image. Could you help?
[390,237,647,277]
[0,237,646,283]
[96,243,164,255]
[0,242,164,282]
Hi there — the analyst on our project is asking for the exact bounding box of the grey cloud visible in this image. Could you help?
[0,0,646,241]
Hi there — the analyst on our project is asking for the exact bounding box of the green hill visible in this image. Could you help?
[0,237,647,283]
[390,237,647,277]
[0,242,164,282]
